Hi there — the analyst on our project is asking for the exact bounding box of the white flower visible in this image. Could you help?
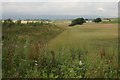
[35,60,37,63]
[35,63,38,66]
[79,61,83,66]
[70,70,72,72]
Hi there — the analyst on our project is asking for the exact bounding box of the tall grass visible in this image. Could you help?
[2,23,64,78]
[2,22,118,78]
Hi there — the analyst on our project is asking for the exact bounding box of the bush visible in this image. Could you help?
[3,19,15,27]
[93,18,102,23]
[69,18,86,26]
[16,20,21,25]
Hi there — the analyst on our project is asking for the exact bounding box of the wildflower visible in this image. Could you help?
[35,60,37,63]
[70,70,72,72]
[35,63,38,66]
[79,60,83,66]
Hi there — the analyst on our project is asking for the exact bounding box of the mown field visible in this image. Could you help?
[2,20,119,78]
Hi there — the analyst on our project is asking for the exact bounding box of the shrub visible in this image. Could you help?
[16,20,21,25]
[93,18,102,23]
[3,19,15,27]
[69,18,86,26]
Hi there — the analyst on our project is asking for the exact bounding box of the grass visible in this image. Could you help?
[102,18,120,24]
[47,23,118,78]
[2,23,65,78]
[2,21,118,78]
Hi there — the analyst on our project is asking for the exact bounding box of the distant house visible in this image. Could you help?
[85,19,93,23]
[102,18,111,22]
[21,21,28,24]
[1,20,17,23]
[21,20,42,24]
[13,20,17,23]
[2,19,53,24]
[1,20,4,23]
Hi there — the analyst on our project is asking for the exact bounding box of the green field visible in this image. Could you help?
[47,23,118,78]
[2,21,118,78]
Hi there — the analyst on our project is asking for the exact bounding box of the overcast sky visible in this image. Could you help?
[2,0,119,2]
[1,1,118,19]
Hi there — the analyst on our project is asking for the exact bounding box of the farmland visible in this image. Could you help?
[2,20,118,78]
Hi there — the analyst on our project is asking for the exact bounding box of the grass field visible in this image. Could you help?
[2,21,118,78]
[47,23,118,78]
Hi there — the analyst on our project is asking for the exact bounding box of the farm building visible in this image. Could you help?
[85,19,93,23]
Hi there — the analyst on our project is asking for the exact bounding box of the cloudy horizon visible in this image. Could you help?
[2,2,118,20]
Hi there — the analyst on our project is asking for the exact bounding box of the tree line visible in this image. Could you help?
[2,18,102,27]
[2,18,53,27]
[69,18,102,26]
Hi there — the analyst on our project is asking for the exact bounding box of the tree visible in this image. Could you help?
[93,18,102,23]
[16,20,21,25]
[69,18,86,26]
[3,18,15,27]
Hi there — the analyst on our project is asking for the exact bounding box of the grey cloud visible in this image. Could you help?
[2,2,118,19]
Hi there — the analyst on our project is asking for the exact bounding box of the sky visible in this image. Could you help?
[1,0,119,2]
[1,0,119,19]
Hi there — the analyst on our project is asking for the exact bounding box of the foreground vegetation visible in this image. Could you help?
[2,22,65,78]
[2,19,119,78]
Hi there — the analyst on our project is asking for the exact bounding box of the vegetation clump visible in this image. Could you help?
[93,18,102,23]
[3,19,15,27]
[69,18,86,26]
